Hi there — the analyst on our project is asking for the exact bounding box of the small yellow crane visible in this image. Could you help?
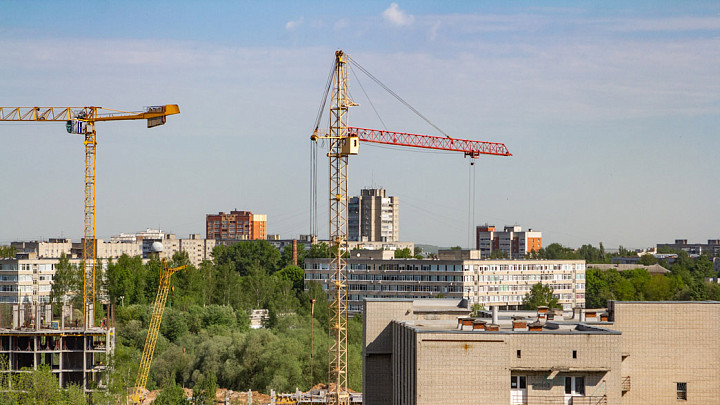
[0,104,180,328]
[131,251,187,404]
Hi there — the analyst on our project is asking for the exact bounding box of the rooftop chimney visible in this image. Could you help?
[492,306,499,325]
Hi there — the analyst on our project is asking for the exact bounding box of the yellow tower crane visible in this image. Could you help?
[0,105,179,328]
[131,256,187,404]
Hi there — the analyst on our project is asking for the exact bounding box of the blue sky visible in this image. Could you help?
[1,1,719,249]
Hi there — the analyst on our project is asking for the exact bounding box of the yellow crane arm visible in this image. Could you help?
[0,104,179,126]
[131,259,186,404]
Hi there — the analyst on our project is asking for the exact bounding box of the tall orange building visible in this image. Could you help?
[206,210,267,241]
[476,224,542,259]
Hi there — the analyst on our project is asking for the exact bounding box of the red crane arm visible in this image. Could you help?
[348,127,512,157]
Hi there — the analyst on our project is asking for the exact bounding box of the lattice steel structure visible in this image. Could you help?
[131,259,186,404]
[0,105,179,328]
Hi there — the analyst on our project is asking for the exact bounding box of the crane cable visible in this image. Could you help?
[349,56,451,139]
[310,58,338,239]
[468,161,477,249]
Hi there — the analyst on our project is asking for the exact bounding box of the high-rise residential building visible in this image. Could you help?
[206,210,267,241]
[476,224,542,259]
[349,188,399,242]
[304,249,585,314]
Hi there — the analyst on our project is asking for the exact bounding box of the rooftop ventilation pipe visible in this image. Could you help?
[492,306,498,325]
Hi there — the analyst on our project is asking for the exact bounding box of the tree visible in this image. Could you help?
[638,254,658,266]
[489,249,508,259]
[274,265,305,292]
[154,380,187,404]
[50,253,81,311]
[193,371,218,405]
[394,248,413,258]
[14,364,66,404]
[306,242,331,258]
[522,283,559,310]
[0,245,15,258]
[213,240,281,276]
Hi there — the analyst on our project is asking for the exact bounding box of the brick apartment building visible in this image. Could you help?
[206,210,267,241]
[476,224,542,259]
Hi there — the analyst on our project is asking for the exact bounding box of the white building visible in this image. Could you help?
[304,249,585,314]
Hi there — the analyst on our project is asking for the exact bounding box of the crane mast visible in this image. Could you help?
[311,50,356,405]
[0,105,179,328]
[131,258,186,404]
[311,51,511,404]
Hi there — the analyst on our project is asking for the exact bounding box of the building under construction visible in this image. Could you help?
[0,303,114,392]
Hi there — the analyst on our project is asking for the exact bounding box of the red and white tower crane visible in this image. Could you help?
[311,50,511,405]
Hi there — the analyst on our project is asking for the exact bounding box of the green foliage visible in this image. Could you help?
[100,240,365,401]
[470,303,484,317]
[50,253,81,309]
[154,380,187,404]
[0,245,15,258]
[522,283,559,310]
[638,253,658,265]
[213,240,281,276]
[488,249,508,259]
[0,363,87,404]
[193,371,218,405]
[280,243,306,268]
[274,265,305,292]
[306,242,331,258]
[394,248,413,258]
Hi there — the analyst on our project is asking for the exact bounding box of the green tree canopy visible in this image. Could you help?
[522,283,559,310]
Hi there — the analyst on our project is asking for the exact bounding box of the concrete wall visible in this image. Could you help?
[609,301,720,405]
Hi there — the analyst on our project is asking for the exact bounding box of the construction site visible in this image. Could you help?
[0,50,511,404]
[0,303,114,391]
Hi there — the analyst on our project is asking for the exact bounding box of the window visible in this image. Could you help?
[510,376,526,389]
[677,382,687,400]
[565,376,585,396]
[573,350,577,359]
[516,350,521,358]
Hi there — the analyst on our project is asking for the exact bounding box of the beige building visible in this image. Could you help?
[349,188,400,242]
[363,298,720,405]
[161,234,215,266]
[0,255,85,304]
[305,249,586,314]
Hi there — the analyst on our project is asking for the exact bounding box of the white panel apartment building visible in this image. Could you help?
[0,255,85,304]
[304,249,586,314]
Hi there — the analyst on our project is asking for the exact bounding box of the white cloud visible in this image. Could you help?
[285,17,304,31]
[382,3,414,27]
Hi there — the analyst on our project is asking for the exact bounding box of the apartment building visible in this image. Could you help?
[363,299,720,405]
[349,188,399,242]
[161,234,215,266]
[206,210,267,241]
[304,249,585,314]
[476,224,542,259]
[0,255,85,304]
[657,238,720,256]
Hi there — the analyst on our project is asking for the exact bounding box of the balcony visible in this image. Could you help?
[621,376,631,392]
[517,396,607,405]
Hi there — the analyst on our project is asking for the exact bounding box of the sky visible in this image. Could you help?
[1,1,719,250]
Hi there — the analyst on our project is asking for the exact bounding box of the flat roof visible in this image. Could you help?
[397,318,620,335]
